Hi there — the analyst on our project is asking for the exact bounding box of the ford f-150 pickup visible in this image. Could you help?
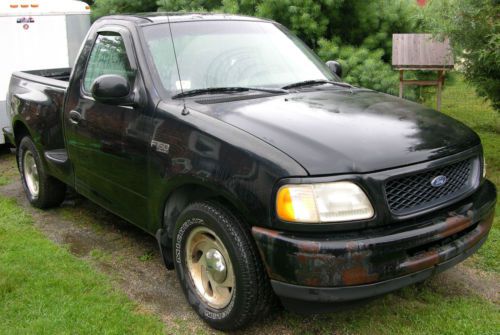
[3,13,496,331]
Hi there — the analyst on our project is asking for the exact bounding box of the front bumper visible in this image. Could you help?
[252,180,496,308]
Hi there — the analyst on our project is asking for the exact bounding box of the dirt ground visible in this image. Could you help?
[0,148,498,334]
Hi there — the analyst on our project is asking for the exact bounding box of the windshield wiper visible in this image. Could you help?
[282,80,353,90]
[172,86,287,99]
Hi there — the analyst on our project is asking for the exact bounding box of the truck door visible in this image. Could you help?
[64,27,151,227]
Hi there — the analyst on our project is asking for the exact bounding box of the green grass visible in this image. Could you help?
[425,74,499,273]
[89,248,112,262]
[139,251,155,262]
[0,150,17,186]
[0,196,165,335]
[281,285,500,335]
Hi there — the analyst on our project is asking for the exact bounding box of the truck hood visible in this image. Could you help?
[190,89,480,175]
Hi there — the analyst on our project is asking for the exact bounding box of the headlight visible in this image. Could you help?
[276,182,374,223]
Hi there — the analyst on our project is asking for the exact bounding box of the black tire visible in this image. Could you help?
[17,136,66,208]
[173,201,274,331]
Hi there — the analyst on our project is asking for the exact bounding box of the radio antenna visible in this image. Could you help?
[164,7,188,114]
[165,9,184,95]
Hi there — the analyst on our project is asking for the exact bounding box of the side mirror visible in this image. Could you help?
[91,74,133,105]
[326,60,342,78]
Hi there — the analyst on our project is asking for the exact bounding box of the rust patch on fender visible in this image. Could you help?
[296,240,321,253]
[252,226,281,238]
[303,277,322,286]
[250,202,495,287]
[462,214,492,249]
[401,250,440,273]
[438,215,472,239]
[481,212,495,230]
[341,266,379,286]
[346,240,366,252]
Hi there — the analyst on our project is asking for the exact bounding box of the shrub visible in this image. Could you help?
[92,0,158,19]
[317,38,417,99]
[94,0,423,97]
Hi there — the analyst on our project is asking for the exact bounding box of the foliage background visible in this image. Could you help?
[90,0,498,107]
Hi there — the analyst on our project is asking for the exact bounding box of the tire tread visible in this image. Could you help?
[18,136,66,209]
[175,201,275,330]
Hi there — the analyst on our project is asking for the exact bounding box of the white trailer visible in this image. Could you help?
[0,0,90,144]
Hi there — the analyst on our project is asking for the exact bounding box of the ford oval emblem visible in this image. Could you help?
[430,175,447,188]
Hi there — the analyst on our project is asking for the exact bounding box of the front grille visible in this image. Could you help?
[385,158,475,215]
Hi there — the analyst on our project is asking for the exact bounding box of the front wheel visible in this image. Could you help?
[18,136,66,208]
[173,201,274,331]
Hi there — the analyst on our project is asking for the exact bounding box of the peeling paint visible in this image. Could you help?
[252,192,495,288]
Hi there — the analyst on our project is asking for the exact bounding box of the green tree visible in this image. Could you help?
[324,0,421,62]
[92,0,157,20]
[156,0,419,54]
[93,0,422,97]
[421,0,500,110]
[317,38,402,97]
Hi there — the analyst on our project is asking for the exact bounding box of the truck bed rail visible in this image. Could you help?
[12,68,71,89]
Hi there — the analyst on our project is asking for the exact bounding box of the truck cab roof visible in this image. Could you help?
[98,12,272,25]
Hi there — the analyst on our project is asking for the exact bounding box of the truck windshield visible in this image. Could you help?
[142,20,338,95]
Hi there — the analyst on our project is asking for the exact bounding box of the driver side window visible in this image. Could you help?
[83,33,134,92]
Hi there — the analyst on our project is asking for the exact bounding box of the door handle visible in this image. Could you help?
[69,110,82,125]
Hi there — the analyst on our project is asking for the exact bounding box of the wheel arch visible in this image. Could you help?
[13,120,32,146]
[156,181,253,269]
[162,182,251,235]
[13,120,34,169]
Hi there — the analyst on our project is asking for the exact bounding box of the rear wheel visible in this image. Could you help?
[173,201,274,331]
[18,136,66,208]
[23,150,39,197]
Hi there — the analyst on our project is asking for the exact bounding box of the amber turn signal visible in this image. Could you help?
[276,182,374,223]
[276,187,295,222]
[276,185,319,223]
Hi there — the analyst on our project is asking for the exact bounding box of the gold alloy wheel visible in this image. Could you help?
[23,150,39,198]
[185,226,235,309]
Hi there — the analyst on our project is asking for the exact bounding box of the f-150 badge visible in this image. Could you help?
[151,140,170,154]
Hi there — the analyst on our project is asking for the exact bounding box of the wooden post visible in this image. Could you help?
[399,70,404,98]
[436,70,444,111]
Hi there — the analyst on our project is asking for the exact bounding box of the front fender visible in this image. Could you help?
[147,102,308,234]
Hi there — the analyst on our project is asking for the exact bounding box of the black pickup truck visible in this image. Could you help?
[3,13,496,331]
